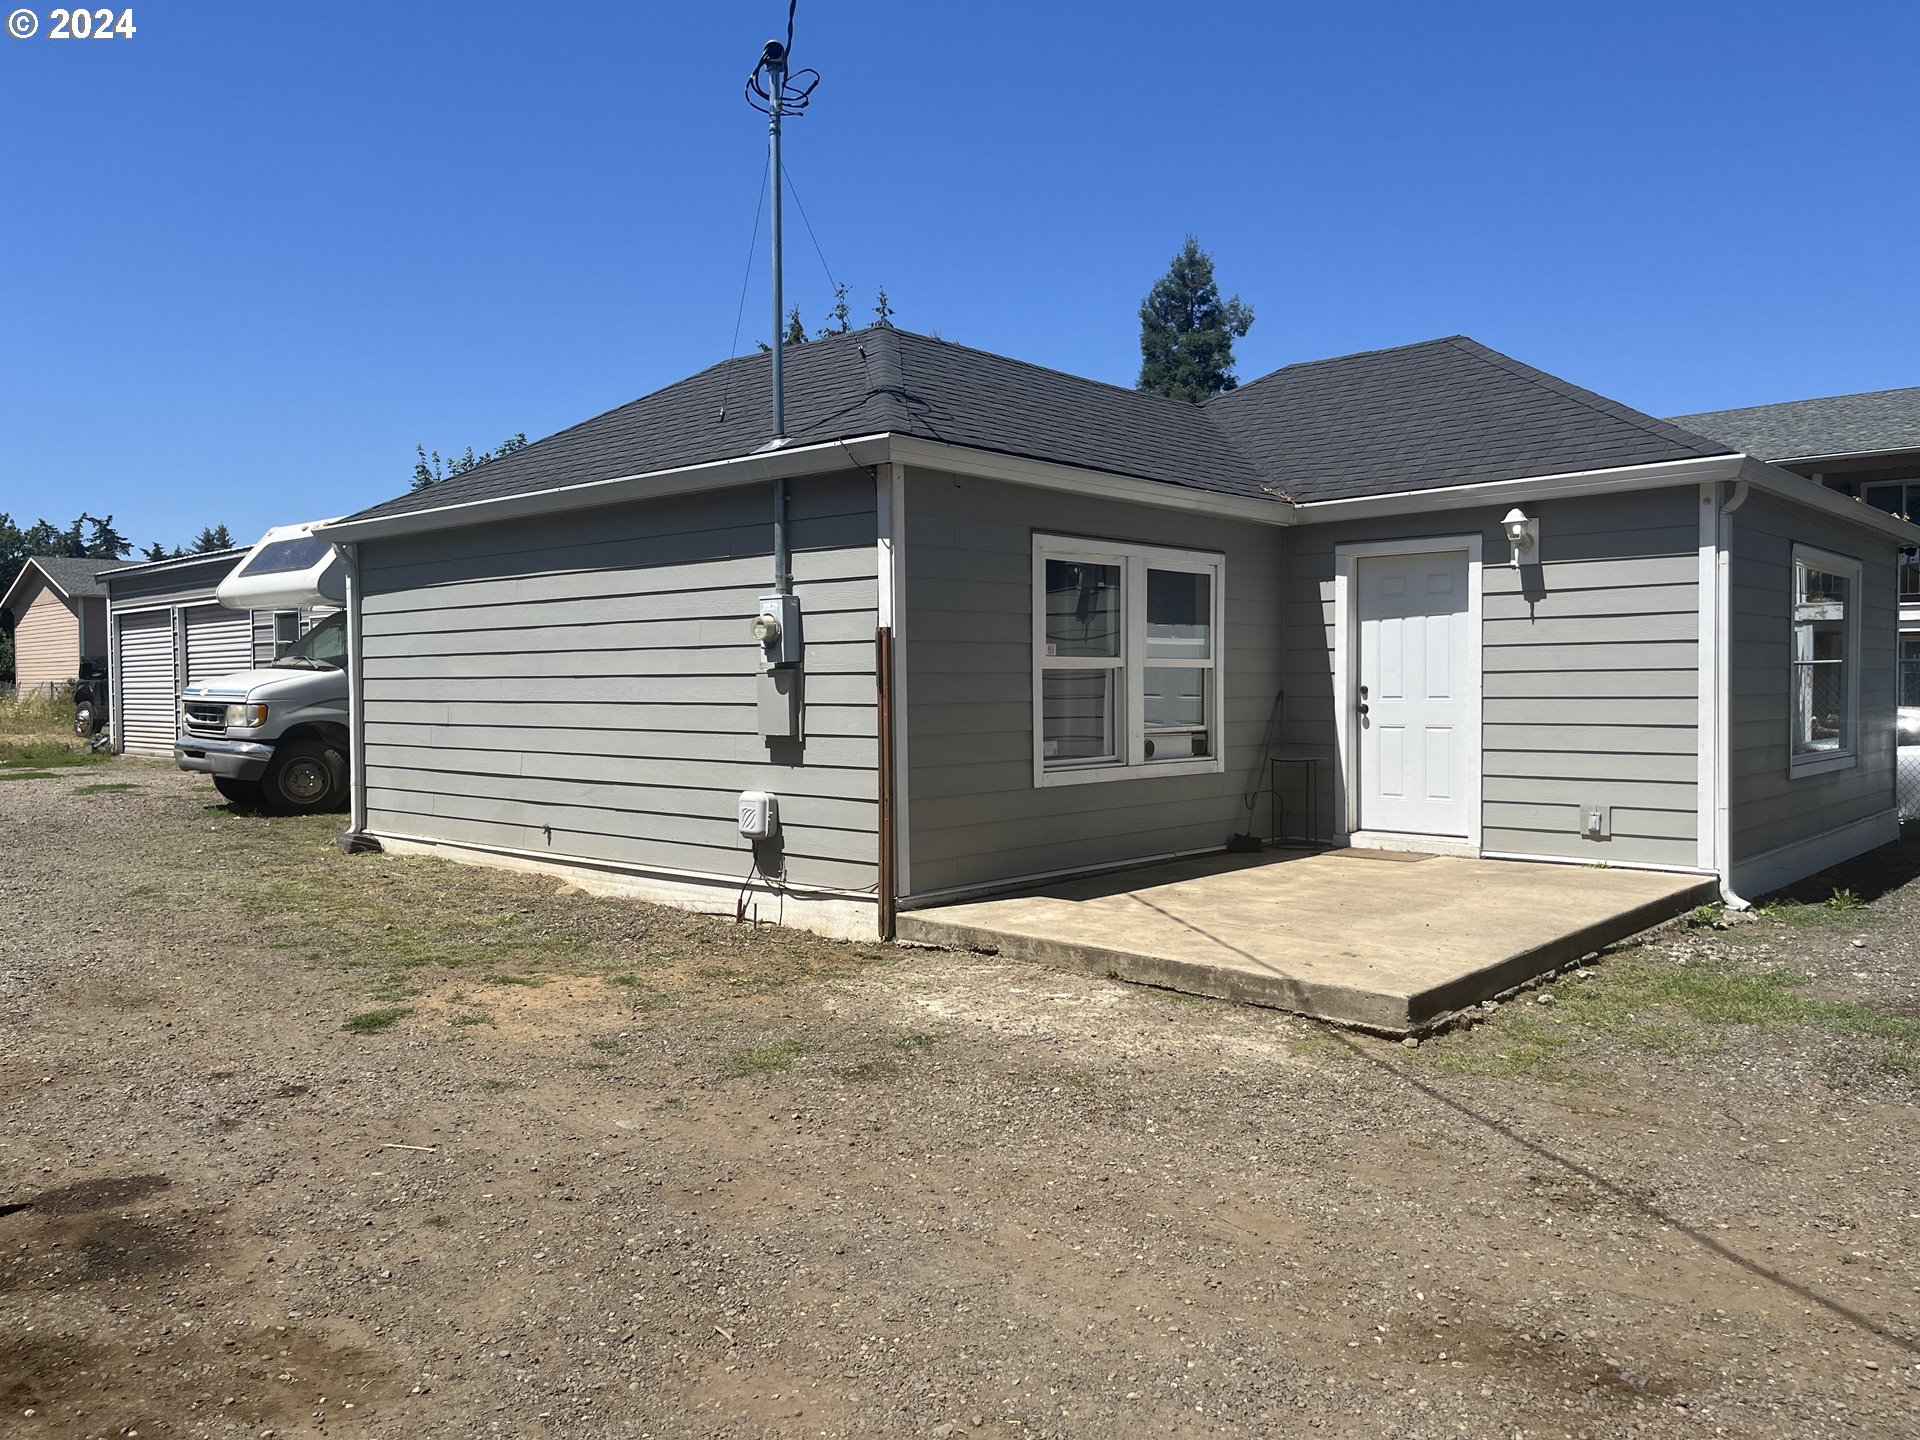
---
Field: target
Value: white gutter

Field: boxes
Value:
[1735,455,1920,544]
[1289,454,1746,522]
[318,434,897,543]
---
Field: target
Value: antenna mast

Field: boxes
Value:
[745,3,819,445]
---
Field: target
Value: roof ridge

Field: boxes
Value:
[891,329,1231,417]
[1440,337,1731,457]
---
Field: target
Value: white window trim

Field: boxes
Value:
[1788,542,1862,780]
[1031,534,1226,789]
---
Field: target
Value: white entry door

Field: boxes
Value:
[1356,550,1473,838]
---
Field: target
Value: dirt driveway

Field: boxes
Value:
[2,763,1917,1439]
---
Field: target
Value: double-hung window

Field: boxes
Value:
[1033,535,1224,786]
[1790,544,1861,777]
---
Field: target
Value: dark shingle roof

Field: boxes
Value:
[1669,387,1920,463]
[1211,336,1731,502]
[341,327,1733,526]
[20,555,136,599]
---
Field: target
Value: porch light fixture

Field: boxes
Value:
[1502,508,1539,568]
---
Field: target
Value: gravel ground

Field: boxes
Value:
[2,762,1918,1439]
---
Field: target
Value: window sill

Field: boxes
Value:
[1790,749,1858,780]
[1037,757,1224,788]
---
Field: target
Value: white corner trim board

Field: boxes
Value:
[1697,481,1722,875]
[876,461,911,897]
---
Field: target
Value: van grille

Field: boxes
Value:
[182,702,228,735]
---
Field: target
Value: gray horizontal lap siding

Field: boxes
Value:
[1728,492,1897,862]
[1283,489,1702,867]
[357,473,880,892]
[903,470,1284,896]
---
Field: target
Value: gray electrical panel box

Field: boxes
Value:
[759,666,801,741]
[1581,801,1611,840]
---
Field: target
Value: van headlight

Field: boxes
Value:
[226,703,269,728]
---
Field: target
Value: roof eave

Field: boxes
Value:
[319,435,899,543]
[1288,453,1745,522]
[1759,444,1920,468]
[1736,456,1920,544]
[320,433,1295,544]
[883,437,1293,525]
[101,549,247,584]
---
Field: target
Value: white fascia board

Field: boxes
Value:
[0,560,58,611]
[885,436,1295,525]
[1735,456,1920,544]
[1289,453,1746,523]
[318,435,896,543]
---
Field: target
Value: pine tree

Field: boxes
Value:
[873,287,894,328]
[83,514,131,559]
[815,283,852,337]
[192,525,235,553]
[411,434,530,490]
[784,308,809,346]
[1137,236,1255,402]
[140,541,171,562]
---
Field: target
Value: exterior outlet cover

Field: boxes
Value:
[739,791,780,839]
[1582,802,1610,840]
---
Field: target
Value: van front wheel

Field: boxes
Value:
[262,741,347,816]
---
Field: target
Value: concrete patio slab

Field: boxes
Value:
[896,850,1718,1033]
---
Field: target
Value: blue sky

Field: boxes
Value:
[2,0,1915,551]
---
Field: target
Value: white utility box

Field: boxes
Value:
[738,791,780,839]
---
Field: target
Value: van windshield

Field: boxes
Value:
[273,612,347,671]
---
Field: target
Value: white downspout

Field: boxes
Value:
[1716,479,1751,906]
[335,541,376,853]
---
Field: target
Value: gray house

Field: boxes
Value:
[1673,385,1920,704]
[318,329,1919,939]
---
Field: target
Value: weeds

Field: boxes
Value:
[77,782,138,794]
[893,1032,942,1053]
[344,1006,410,1034]
[1420,958,1920,1082]
[725,1038,810,1077]
[0,740,108,770]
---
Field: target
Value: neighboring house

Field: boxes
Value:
[316,328,1920,938]
[102,550,323,756]
[1672,386,1920,704]
[0,555,136,695]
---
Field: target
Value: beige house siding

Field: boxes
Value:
[13,573,80,695]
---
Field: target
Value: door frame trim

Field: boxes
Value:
[1332,535,1485,852]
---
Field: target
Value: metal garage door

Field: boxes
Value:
[118,611,178,756]
[184,605,253,684]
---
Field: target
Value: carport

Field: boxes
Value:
[896,849,1717,1034]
